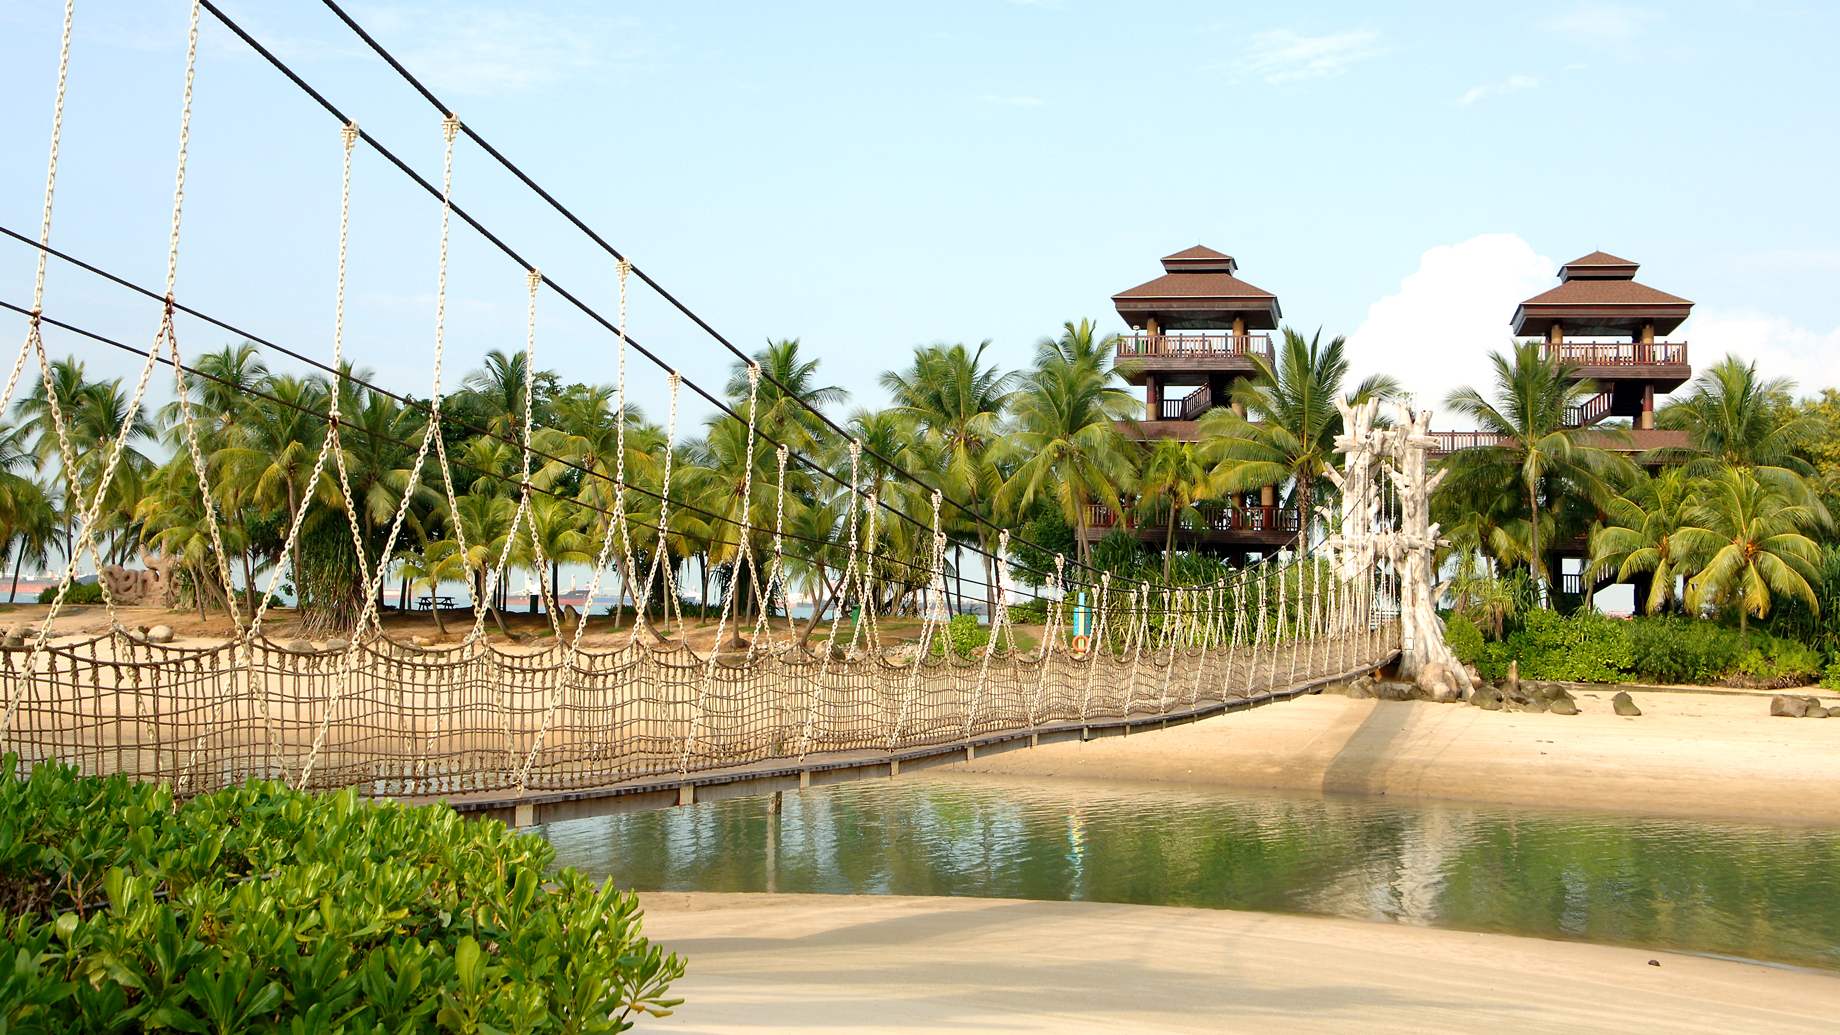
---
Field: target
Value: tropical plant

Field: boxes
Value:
[1443,341,1635,602]
[1587,465,1698,615]
[1197,326,1397,540]
[1677,465,1823,638]
[1135,438,1211,583]
[999,321,1138,568]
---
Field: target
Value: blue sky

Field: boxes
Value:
[2,1,1837,431]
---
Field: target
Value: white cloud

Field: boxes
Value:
[1682,308,1840,396]
[976,95,1044,106]
[1346,234,1555,429]
[1238,29,1383,84]
[355,6,645,95]
[1544,4,1661,45]
[1457,74,1539,105]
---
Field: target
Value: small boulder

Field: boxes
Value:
[1504,660,1520,696]
[562,604,581,623]
[325,637,349,652]
[1771,694,1807,717]
[1416,661,1449,692]
[146,625,174,644]
[1806,703,1831,719]
[286,638,314,653]
[411,635,435,647]
[1511,695,1549,714]
[1547,696,1580,716]
[1613,691,1642,717]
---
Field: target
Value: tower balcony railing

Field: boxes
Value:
[1540,341,1688,367]
[1159,384,1213,421]
[1117,332,1273,361]
[1083,503,1300,535]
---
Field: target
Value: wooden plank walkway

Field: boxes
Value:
[434,655,1392,827]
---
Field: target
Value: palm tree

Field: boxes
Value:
[462,349,558,444]
[724,340,847,454]
[1586,465,1698,615]
[999,323,1139,569]
[215,375,329,597]
[1135,438,1210,583]
[1653,354,1830,522]
[880,341,1016,613]
[1676,465,1822,639]
[1444,341,1634,603]
[1197,327,1397,542]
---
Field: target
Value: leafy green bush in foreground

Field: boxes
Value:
[0,757,683,1033]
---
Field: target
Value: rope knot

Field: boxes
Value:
[441,114,461,142]
[526,268,541,292]
[848,439,862,460]
[667,370,681,390]
[747,362,761,388]
[340,121,358,149]
[616,259,632,278]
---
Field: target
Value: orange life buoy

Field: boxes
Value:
[1071,634,1091,653]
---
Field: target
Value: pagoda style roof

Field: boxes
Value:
[1512,251,1693,338]
[1113,246,1281,331]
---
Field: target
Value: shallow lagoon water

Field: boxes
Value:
[542,774,1840,970]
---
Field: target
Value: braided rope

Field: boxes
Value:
[0,0,76,423]
[298,111,460,789]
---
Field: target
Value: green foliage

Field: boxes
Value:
[1007,509,1076,589]
[931,613,991,658]
[1443,612,1484,665]
[1006,599,1048,624]
[0,757,683,1033]
[36,581,102,605]
[1821,661,1840,691]
[1736,637,1822,685]
[1625,616,1744,684]
[1475,608,1632,683]
[1088,530,1146,582]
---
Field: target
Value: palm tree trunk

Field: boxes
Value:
[551,560,559,614]
[1073,492,1091,569]
[1163,498,1178,585]
[798,574,841,649]
[1527,474,1544,607]
[699,553,710,622]
[9,544,22,604]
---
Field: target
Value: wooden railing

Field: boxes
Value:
[1084,503,1300,535]
[1427,431,1505,456]
[1542,341,1687,367]
[1117,332,1273,361]
[1565,391,1615,428]
[1159,384,1212,421]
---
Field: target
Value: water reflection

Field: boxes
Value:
[542,773,1840,970]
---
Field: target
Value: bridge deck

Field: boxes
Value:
[435,655,1391,827]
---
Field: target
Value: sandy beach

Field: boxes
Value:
[637,892,1840,1034]
[953,687,1840,824]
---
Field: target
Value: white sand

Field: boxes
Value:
[638,892,1840,1034]
[954,688,1840,824]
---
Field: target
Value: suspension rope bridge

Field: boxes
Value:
[0,0,1437,821]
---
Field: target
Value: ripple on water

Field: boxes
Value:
[540,774,1840,971]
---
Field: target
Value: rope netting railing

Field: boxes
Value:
[0,2,1404,799]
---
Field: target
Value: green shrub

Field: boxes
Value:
[1475,608,1632,683]
[1007,599,1049,624]
[932,613,991,658]
[36,581,103,605]
[0,756,683,1033]
[1822,661,1840,691]
[1626,616,1745,684]
[1443,612,1484,665]
[1735,634,1822,685]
